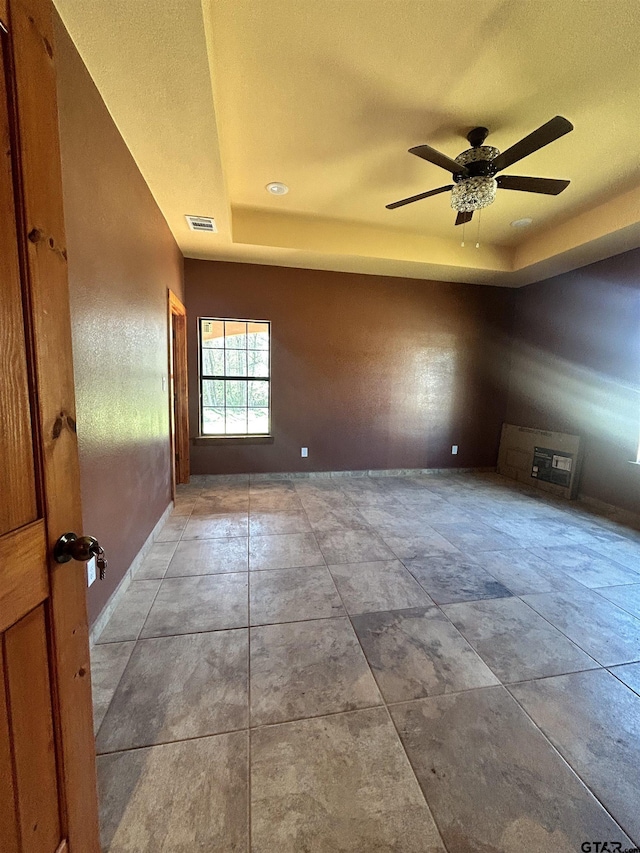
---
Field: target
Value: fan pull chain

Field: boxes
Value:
[461,222,465,248]
[476,209,481,249]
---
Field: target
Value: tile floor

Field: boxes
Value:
[91,472,640,852]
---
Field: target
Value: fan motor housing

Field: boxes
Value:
[453,146,500,182]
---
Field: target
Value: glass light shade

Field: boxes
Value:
[451,176,498,212]
[455,145,499,166]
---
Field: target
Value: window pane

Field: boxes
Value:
[248,408,269,434]
[225,408,247,434]
[225,348,247,377]
[225,321,247,348]
[248,380,269,407]
[202,349,225,376]
[247,322,269,349]
[199,317,270,438]
[201,319,225,348]
[202,379,225,407]
[202,407,225,435]
[247,349,269,378]
[224,380,247,407]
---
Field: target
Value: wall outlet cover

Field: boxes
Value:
[451,445,459,455]
[301,447,308,457]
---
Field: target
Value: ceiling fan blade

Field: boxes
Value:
[409,144,468,175]
[492,116,573,172]
[455,211,473,226]
[497,176,570,195]
[386,185,453,210]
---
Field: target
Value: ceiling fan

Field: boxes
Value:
[386,116,573,225]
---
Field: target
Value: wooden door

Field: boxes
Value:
[169,290,190,490]
[0,0,100,851]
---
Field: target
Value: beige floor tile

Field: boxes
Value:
[165,537,248,576]
[609,662,640,694]
[328,560,432,615]
[135,542,178,580]
[249,532,324,570]
[443,597,598,682]
[140,574,248,638]
[251,708,445,853]
[155,516,188,543]
[250,618,381,725]
[316,529,394,564]
[96,580,161,644]
[96,630,248,752]
[522,588,640,667]
[91,641,135,734]
[352,606,499,702]
[595,582,640,618]
[250,566,344,625]
[183,513,248,540]
[98,731,248,852]
[391,687,632,853]
[511,670,640,842]
[249,510,311,535]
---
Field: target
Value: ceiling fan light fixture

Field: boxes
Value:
[456,145,500,166]
[451,176,498,212]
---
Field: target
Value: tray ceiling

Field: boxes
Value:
[54,0,640,286]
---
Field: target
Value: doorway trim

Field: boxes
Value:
[168,290,189,493]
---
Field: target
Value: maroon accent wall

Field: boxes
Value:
[186,260,514,476]
[506,247,640,514]
[54,15,184,624]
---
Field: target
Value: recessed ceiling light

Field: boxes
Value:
[510,217,533,228]
[266,182,289,195]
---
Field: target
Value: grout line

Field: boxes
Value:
[606,664,640,697]
[95,724,250,756]
[382,703,453,853]
[294,485,452,846]
[93,489,199,740]
[502,684,636,843]
[96,474,640,847]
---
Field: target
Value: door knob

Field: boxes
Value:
[54,532,107,580]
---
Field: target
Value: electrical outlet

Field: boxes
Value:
[301,447,308,458]
[162,376,167,391]
[451,445,459,455]
[87,556,97,587]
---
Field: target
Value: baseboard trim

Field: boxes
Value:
[89,502,173,645]
[577,492,640,529]
[193,466,497,483]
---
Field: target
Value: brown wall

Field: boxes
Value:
[54,15,184,624]
[506,247,640,514]
[186,260,514,475]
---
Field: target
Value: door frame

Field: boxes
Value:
[2,0,100,848]
[168,289,190,493]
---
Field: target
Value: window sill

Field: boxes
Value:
[192,435,274,446]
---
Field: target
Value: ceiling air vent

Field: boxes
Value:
[185,215,217,233]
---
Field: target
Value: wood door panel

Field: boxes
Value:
[0,520,48,633]
[0,27,38,537]
[0,647,20,853]
[169,291,189,486]
[0,1,100,850]
[5,605,61,852]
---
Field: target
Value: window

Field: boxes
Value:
[199,318,270,436]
